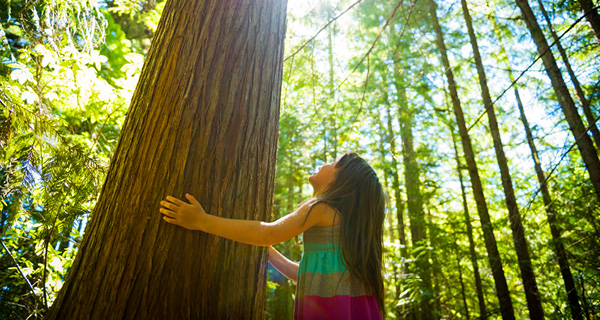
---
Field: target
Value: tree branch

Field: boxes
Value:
[284,0,363,62]
[466,5,600,133]
[0,237,42,307]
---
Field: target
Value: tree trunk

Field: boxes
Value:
[490,17,585,318]
[396,82,434,320]
[537,0,600,149]
[578,0,600,45]
[47,0,287,318]
[516,81,585,320]
[461,1,545,318]
[452,232,471,320]
[516,0,600,200]
[426,0,516,319]
[385,104,407,250]
[450,129,487,320]
[384,100,410,319]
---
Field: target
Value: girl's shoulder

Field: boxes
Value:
[304,200,341,227]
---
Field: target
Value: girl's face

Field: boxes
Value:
[309,161,338,195]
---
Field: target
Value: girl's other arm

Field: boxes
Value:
[268,246,299,282]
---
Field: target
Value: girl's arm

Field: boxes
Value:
[160,194,324,246]
[268,246,299,282]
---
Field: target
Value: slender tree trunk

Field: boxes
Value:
[427,209,442,316]
[47,0,287,318]
[426,0,516,318]
[461,1,545,318]
[384,100,410,319]
[490,17,585,319]
[578,0,600,45]
[396,82,434,320]
[450,129,487,320]
[515,82,585,320]
[386,104,407,250]
[537,0,600,148]
[516,0,600,199]
[375,102,404,318]
[453,232,471,320]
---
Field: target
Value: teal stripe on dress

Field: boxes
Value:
[298,249,347,275]
[303,241,341,251]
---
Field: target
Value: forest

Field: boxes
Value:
[0,0,599,318]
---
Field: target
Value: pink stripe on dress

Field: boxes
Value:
[294,295,383,320]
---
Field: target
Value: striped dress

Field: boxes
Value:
[294,225,383,320]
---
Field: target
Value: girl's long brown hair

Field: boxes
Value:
[306,152,386,313]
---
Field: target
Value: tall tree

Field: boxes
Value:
[537,0,600,148]
[46,0,287,318]
[396,76,435,320]
[489,14,585,319]
[426,0,516,318]
[460,0,545,318]
[515,80,585,320]
[449,125,487,320]
[386,104,408,251]
[516,0,600,199]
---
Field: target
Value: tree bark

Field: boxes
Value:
[516,0,600,200]
[450,129,487,320]
[426,0,516,319]
[578,0,600,46]
[460,0,545,318]
[47,0,287,318]
[537,0,600,149]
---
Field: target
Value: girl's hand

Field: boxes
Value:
[160,194,206,230]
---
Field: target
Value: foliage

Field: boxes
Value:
[0,0,142,317]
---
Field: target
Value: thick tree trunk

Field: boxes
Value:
[450,130,487,320]
[460,1,545,318]
[426,0,516,319]
[516,0,600,199]
[47,0,287,318]
[490,17,585,318]
[578,0,600,45]
[537,0,600,149]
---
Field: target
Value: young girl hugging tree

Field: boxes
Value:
[159,152,386,319]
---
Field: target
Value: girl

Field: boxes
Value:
[160,152,385,319]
